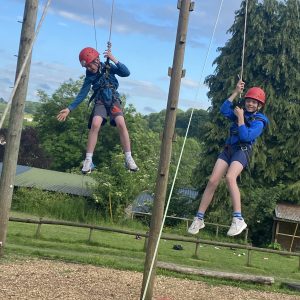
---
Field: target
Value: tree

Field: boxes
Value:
[192,0,300,245]
[34,78,92,171]
[0,127,51,168]
[144,108,209,141]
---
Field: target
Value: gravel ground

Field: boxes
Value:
[0,259,300,300]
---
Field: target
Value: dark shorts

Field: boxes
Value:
[88,100,123,128]
[218,144,252,168]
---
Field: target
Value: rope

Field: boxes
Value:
[0,0,52,129]
[107,0,115,47]
[104,0,115,78]
[141,2,224,299]
[91,0,98,50]
[240,0,248,81]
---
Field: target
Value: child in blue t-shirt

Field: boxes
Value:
[188,80,268,236]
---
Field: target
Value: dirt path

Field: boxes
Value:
[0,259,299,300]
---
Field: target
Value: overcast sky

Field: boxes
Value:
[0,0,243,114]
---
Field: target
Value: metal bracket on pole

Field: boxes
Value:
[190,2,195,11]
[168,68,185,78]
[178,1,194,11]
[177,0,182,9]
[179,34,186,44]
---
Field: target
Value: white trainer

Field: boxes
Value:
[125,157,139,172]
[188,217,205,234]
[227,217,247,236]
[81,159,95,174]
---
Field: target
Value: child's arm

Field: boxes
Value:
[57,77,92,122]
[220,80,245,120]
[104,50,130,77]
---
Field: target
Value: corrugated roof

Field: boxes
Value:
[0,163,96,197]
[275,203,300,222]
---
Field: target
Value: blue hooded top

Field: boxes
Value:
[220,99,269,146]
[68,61,130,111]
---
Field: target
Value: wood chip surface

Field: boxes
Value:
[0,259,299,300]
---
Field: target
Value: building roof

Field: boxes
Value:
[275,203,300,222]
[0,163,96,197]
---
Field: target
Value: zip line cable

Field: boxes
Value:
[0,0,52,129]
[141,1,224,299]
[91,0,98,50]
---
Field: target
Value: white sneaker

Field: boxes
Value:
[227,217,247,236]
[188,217,205,234]
[81,159,95,174]
[125,157,139,172]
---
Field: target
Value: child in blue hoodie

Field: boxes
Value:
[57,47,138,174]
[188,80,268,236]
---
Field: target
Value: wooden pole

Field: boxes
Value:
[140,1,193,299]
[289,223,298,252]
[109,191,113,222]
[0,0,38,257]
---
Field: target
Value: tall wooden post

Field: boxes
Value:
[140,1,193,299]
[0,0,38,257]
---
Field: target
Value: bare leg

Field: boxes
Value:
[225,161,244,212]
[86,116,103,153]
[115,115,131,152]
[198,159,229,213]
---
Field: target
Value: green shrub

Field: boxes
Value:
[12,187,102,224]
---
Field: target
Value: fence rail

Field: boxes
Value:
[8,216,300,270]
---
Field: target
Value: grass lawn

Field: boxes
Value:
[3,210,300,296]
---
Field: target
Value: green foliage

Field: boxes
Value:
[144,108,209,141]
[268,242,282,251]
[34,78,90,171]
[25,101,41,114]
[90,107,160,218]
[12,187,101,224]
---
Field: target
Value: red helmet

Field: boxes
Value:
[79,47,99,67]
[244,87,266,105]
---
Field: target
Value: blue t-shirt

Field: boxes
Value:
[220,99,269,145]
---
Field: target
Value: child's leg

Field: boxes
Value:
[114,115,130,152]
[225,161,244,212]
[188,158,229,234]
[225,160,247,236]
[115,115,138,171]
[198,158,229,214]
[86,116,103,153]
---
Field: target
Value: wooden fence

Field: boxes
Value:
[8,216,300,271]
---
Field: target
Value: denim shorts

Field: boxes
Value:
[88,100,123,128]
[218,144,252,167]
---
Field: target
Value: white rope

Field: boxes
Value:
[141,1,224,299]
[0,0,52,129]
[91,0,98,50]
[240,0,248,81]
[107,0,115,46]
